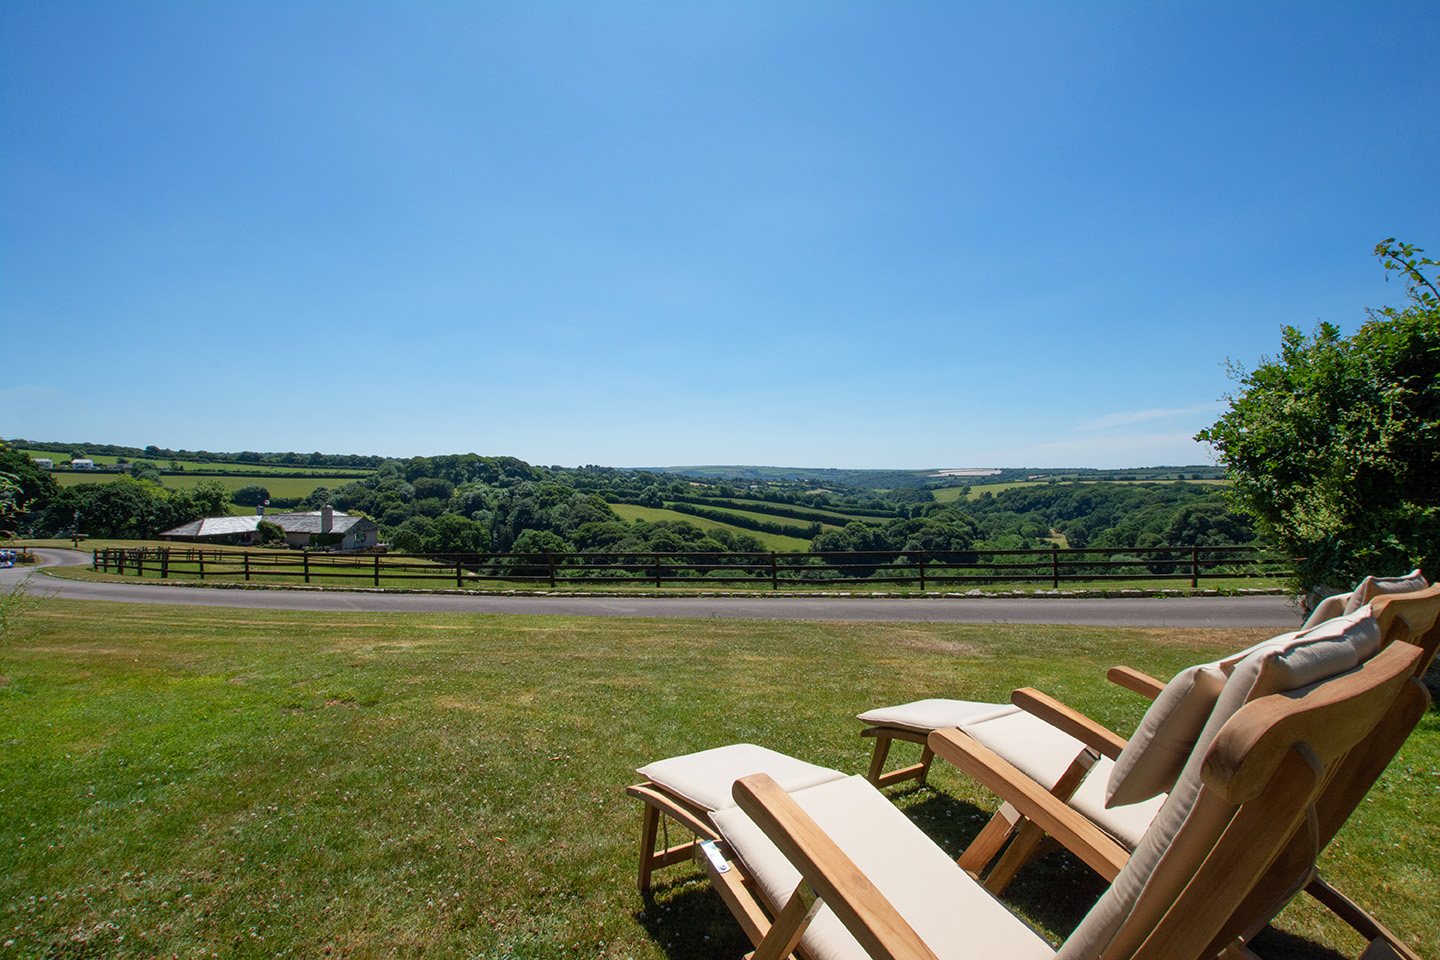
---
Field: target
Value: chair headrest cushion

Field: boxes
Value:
[1105,608,1380,807]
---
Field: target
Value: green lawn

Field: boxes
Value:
[0,600,1431,959]
[608,504,812,552]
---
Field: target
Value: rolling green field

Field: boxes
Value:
[933,478,1229,502]
[608,504,812,551]
[669,501,843,532]
[20,449,369,477]
[50,472,335,502]
[688,498,878,525]
[0,599,1431,959]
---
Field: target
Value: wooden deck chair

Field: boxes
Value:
[857,570,1429,791]
[697,636,1428,960]
[940,586,1440,959]
[864,578,1438,896]
[624,743,846,892]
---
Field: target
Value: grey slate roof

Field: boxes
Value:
[161,516,265,538]
[272,511,372,534]
[161,510,377,539]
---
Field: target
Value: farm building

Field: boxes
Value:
[160,506,379,551]
[70,458,95,469]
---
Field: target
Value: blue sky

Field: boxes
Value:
[3,2,1436,469]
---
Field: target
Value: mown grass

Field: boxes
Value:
[1,599,1433,959]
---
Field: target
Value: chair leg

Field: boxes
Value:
[866,734,893,785]
[638,801,661,892]
[957,802,1022,876]
[915,744,935,787]
[864,728,935,787]
[983,817,1048,895]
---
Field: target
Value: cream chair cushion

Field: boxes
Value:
[1105,607,1381,806]
[1103,659,1232,806]
[961,709,1092,790]
[637,744,845,813]
[1302,569,1427,628]
[712,775,1055,960]
[1066,756,1166,851]
[856,698,1018,733]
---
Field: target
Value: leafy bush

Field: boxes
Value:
[1198,240,1440,592]
[234,484,272,506]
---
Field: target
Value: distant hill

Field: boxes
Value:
[651,464,1225,488]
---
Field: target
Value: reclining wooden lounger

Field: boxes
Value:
[625,742,847,892]
[857,571,1428,791]
[700,634,1429,960]
[857,573,1434,895]
[935,585,1440,960]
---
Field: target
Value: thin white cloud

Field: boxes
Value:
[972,431,1219,469]
[1076,403,1226,432]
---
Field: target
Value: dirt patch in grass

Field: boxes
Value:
[887,633,985,656]
[1124,626,1277,650]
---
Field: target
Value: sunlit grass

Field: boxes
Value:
[1,601,1431,959]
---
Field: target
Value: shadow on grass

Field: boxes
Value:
[635,871,753,960]
[1246,926,1350,960]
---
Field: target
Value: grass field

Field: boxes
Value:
[19,450,369,477]
[0,599,1432,959]
[692,498,880,525]
[933,478,1229,502]
[608,504,812,552]
[668,502,844,533]
[50,473,335,502]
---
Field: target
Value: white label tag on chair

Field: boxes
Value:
[700,840,730,873]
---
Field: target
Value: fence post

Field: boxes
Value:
[137,551,144,579]
[244,552,251,582]
[374,554,380,587]
[1052,545,1059,589]
[198,552,205,580]
[456,556,463,588]
[303,552,310,584]
[1191,545,1199,589]
[548,554,556,588]
[161,548,169,579]
[654,554,662,588]
[93,548,99,572]
[769,553,778,590]
[918,551,926,592]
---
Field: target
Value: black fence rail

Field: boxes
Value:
[94,545,1291,590]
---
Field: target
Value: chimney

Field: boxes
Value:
[321,505,333,533]
[257,501,266,518]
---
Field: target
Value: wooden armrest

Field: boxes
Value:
[928,727,1130,882]
[732,774,940,960]
[1011,687,1129,760]
[1107,665,1166,700]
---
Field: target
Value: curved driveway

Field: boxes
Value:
[3,548,1301,628]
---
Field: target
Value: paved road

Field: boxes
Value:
[2,548,1302,628]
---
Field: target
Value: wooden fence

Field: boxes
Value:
[94,545,1290,591]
